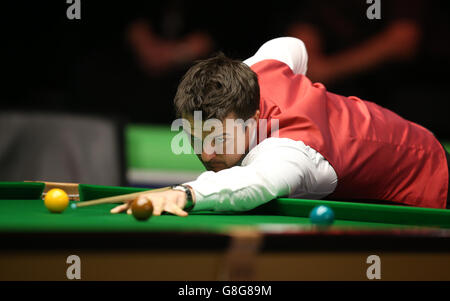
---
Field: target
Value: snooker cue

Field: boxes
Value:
[72,186,171,208]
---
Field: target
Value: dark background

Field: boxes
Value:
[2,0,449,138]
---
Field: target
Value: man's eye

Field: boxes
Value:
[187,134,200,144]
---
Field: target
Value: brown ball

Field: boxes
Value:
[131,198,154,221]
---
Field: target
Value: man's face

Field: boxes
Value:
[183,112,257,172]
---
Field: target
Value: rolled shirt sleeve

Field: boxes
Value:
[243,37,308,75]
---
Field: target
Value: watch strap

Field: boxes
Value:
[171,185,195,211]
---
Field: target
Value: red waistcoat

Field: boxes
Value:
[252,60,448,208]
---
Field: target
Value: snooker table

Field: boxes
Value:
[1,182,450,281]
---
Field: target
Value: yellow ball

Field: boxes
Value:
[44,188,69,213]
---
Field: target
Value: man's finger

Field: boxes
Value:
[152,200,164,216]
[110,203,129,214]
[153,207,163,216]
[168,204,188,217]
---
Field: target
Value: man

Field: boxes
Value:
[111,37,449,217]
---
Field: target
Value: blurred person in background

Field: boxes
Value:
[283,0,450,138]
[126,1,213,76]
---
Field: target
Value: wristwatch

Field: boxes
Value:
[171,184,195,211]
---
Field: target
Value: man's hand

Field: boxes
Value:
[110,189,189,217]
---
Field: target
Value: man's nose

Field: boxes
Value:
[201,149,216,162]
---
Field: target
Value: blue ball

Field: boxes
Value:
[309,205,335,225]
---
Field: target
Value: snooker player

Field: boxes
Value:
[111,37,450,217]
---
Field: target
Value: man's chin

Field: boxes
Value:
[207,165,226,172]
[209,167,224,172]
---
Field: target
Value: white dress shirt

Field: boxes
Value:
[184,37,338,212]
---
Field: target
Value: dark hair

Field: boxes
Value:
[174,52,260,121]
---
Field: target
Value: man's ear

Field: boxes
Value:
[245,110,260,133]
[253,110,260,122]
